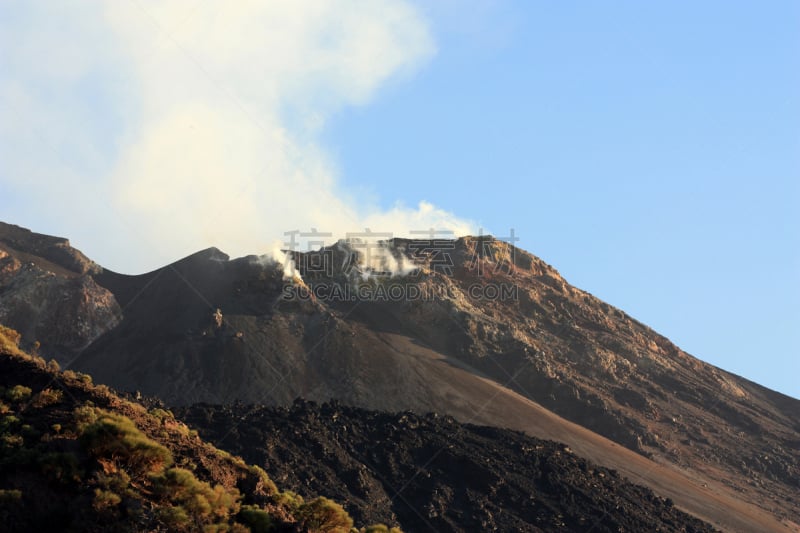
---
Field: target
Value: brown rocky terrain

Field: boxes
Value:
[1,222,798,532]
[0,222,121,358]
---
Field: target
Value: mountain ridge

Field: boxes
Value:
[1,221,797,531]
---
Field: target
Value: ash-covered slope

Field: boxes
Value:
[176,400,717,533]
[1,222,798,531]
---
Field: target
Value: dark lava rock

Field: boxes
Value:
[176,400,717,533]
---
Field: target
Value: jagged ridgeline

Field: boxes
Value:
[0,325,397,533]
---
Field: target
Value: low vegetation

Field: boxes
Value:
[295,497,354,532]
[0,325,401,532]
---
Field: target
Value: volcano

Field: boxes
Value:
[1,221,797,532]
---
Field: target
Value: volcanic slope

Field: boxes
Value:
[0,324,386,532]
[2,222,798,531]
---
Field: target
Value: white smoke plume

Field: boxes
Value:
[0,1,475,274]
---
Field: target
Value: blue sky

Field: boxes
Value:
[327,1,800,398]
[0,1,797,397]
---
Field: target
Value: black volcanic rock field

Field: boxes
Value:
[176,400,717,533]
[1,221,799,532]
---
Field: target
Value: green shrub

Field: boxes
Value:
[1,433,23,448]
[92,488,122,511]
[32,388,63,408]
[39,452,83,483]
[0,489,22,504]
[363,525,403,533]
[275,490,304,513]
[0,414,20,431]
[151,467,241,528]
[74,405,98,424]
[150,408,174,421]
[5,385,32,402]
[157,505,190,529]
[215,448,232,459]
[0,325,22,351]
[238,505,275,532]
[78,408,173,478]
[248,465,278,496]
[20,423,40,438]
[296,497,353,533]
[95,469,132,494]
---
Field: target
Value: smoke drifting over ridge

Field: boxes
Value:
[0,1,475,274]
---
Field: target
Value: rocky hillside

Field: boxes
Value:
[0,325,387,532]
[1,222,798,531]
[0,222,121,358]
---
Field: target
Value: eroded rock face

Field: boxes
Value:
[0,223,121,360]
[0,221,100,275]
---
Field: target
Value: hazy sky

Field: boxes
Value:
[1,1,798,398]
